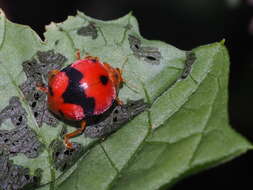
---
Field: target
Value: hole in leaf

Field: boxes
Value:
[31,102,37,108]
[34,93,40,100]
[18,116,23,122]
[55,40,59,45]
[62,163,67,171]
[146,56,157,61]
[24,175,30,180]
[55,151,60,157]
[113,117,118,122]
[34,112,38,117]
[64,150,70,156]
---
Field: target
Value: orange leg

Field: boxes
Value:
[36,70,60,93]
[64,120,87,149]
[36,85,48,93]
[48,69,60,80]
[76,49,81,60]
[85,55,99,62]
[115,97,124,105]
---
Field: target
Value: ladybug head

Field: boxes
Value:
[104,63,124,91]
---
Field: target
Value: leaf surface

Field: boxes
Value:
[0,10,251,190]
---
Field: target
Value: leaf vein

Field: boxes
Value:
[188,74,220,167]
[100,143,120,174]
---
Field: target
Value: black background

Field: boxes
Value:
[0,0,252,189]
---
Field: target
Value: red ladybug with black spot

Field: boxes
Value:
[38,53,124,149]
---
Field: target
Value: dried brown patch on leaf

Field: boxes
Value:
[128,35,162,65]
[181,51,196,79]
[51,100,148,171]
[0,97,42,158]
[85,99,149,138]
[0,154,41,190]
[77,22,98,39]
[51,140,85,172]
[19,50,67,127]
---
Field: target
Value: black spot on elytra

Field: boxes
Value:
[62,66,95,116]
[100,75,109,85]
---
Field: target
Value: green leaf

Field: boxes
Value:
[0,10,251,190]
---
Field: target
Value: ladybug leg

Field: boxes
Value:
[64,120,87,149]
[85,56,99,62]
[115,97,124,105]
[76,49,81,60]
[37,70,60,93]
[36,84,48,93]
[48,70,60,80]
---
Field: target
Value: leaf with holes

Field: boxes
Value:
[0,10,251,190]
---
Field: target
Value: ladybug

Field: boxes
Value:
[38,53,124,149]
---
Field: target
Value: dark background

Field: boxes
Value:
[0,0,252,189]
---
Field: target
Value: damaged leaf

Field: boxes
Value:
[20,50,67,127]
[0,10,252,190]
[0,96,42,188]
[84,99,149,138]
[128,35,162,65]
[0,154,40,190]
[77,22,98,39]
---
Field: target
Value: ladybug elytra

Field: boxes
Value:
[38,53,124,148]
